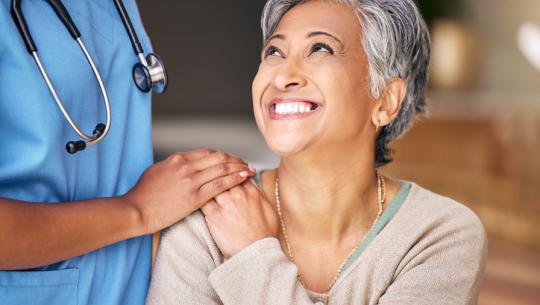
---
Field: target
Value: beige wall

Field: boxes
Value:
[464,0,540,95]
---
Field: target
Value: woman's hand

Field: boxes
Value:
[201,180,279,258]
[121,149,254,234]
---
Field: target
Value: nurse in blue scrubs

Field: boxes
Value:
[0,1,254,304]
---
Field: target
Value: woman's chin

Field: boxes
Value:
[265,136,310,157]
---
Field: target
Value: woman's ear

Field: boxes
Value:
[371,78,407,128]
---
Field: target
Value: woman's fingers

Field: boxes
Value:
[201,199,221,216]
[201,179,279,258]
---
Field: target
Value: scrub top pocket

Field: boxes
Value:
[0,268,79,305]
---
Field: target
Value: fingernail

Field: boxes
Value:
[249,166,257,172]
[239,171,249,178]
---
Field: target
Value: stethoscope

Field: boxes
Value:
[11,0,168,154]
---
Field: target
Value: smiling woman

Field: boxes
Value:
[146,1,487,305]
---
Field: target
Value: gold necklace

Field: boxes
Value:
[274,171,386,294]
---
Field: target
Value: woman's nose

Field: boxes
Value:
[272,59,307,91]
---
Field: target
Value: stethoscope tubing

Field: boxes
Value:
[10,0,166,153]
[114,0,145,56]
[12,0,111,148]
[31,46,111,145]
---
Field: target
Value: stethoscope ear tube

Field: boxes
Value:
[12,0,82,53]
[11,0,37,53]
[46,0,81,39]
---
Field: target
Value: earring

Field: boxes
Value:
[374,121,380,132]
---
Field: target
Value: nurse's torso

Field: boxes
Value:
[0,0,154,304]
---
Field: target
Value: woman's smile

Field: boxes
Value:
[268,97,322,120]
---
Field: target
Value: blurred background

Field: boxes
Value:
[138,1,539,304]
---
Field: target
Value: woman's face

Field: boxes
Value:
[252,0,376,157]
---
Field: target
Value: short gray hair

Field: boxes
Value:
[260,0,431,166]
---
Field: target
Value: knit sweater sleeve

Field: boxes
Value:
[208,237,318,305]
[377,198,488,305]
[145,211,222,305]
[146,211,316,305]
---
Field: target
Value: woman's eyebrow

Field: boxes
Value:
[264,31,344,49]
[265,33,286,46]
[307,31,344,49]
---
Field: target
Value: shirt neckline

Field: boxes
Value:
[254,170,412,297]
[307,181,412,298]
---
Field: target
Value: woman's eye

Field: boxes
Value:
[264,46,282,58]
[310,42,334,55]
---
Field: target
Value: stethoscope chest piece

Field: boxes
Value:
[133,53,168,94]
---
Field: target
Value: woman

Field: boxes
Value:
[146,0,487,304]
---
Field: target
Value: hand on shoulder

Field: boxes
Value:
[201,179,279,258]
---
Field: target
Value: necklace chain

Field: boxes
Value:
[274,171,386,294]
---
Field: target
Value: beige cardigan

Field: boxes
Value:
[146,183,487,305]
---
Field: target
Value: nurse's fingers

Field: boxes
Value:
[189,151,248,172]
[178,149,242,162]
[165,149,214,163]
[196,172,251,206]
[193,163,253,187]
[180,149,216,161]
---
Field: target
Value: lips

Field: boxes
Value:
[268,98,321,119]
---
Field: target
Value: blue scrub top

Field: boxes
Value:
[0,0,154,304]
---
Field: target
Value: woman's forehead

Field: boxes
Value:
[272,0,361,41]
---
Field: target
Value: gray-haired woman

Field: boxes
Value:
[146,0,487,304]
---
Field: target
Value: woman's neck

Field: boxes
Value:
[264,154,382,245]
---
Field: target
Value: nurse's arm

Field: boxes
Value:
[0,149,254,270]
[0,196,144,270]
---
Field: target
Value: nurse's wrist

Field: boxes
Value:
[115,195,149,236]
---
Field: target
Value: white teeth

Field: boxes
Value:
[274,102,316,115]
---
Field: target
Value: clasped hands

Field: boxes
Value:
[201,178,279,258]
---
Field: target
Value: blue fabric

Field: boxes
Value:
[0,0,154,304]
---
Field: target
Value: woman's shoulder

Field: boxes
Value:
[159,211,224,265]
[403,182,485,231]
[163,210,206,235]
[390,182,488,252]
[148,212,224,305]
[376,181,486,255]
[359,183,488,303]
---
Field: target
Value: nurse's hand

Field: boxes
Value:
[122,149,255,234]
[201,180,278,258]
